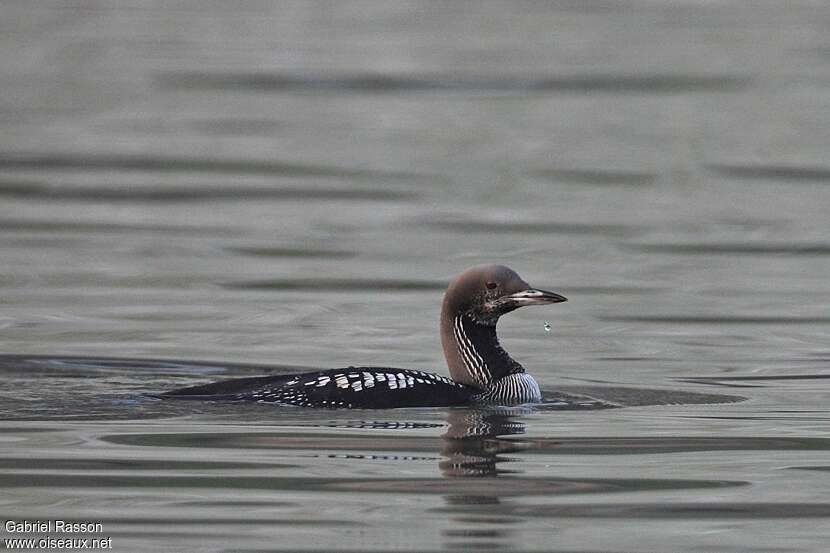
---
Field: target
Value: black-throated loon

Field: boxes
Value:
[161,264,566,408]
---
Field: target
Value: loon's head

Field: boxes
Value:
[440,264,566,388]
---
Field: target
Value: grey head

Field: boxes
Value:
[440,264,566,389]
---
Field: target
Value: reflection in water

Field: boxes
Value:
[440,408,529,551]
[440,408,529,478]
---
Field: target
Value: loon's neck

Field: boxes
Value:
[441,312,524,390]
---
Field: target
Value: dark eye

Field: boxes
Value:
[485,282,498,290]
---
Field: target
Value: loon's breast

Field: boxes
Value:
[472,373,541,404]
[162,367,479,409]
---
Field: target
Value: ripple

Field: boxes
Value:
[0,218,239,235]
[0,458,296,470]
[101,432,442,451]
[0,426,58,434]
[494,436,830,454]
[0,235,83,248]
[187,118,285,136]
[599,315,830,324]
[225,246,356,259]
[553,385,744,406]
[158,71,751,94]
[559,286,663,295]
[327,476,743,496]
[3,470,736,498]
[0,153,422,180]
[678,374,830,387]
[708,163,830,181]
[427,219,637,236]
[0,355,312,376]
[100,434,820,456]
[533,168,658,185]
[0,181,417,202]
[631,242,830,255]
[222,278,447,292]
[438,502,830,519]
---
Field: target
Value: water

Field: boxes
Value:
[1,2,830,552]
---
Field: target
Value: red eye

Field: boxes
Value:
[485,282,497,290]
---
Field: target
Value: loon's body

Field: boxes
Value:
[162,265,565,408]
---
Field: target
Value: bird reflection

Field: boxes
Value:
[439,406,529,477]
[439,407,532,550]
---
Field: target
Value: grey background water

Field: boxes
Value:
[2,2,830,552]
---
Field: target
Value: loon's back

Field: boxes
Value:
[162,367,478,409]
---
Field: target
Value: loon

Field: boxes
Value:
[162,264,566,408]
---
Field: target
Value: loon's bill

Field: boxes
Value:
[161,264,566,409]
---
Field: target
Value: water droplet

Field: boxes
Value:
[543,321,551,332]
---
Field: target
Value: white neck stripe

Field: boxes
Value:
[453,315,490,387]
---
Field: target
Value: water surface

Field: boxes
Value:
[2,2,830,552]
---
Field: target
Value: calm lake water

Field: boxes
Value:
[2,2,830,552]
